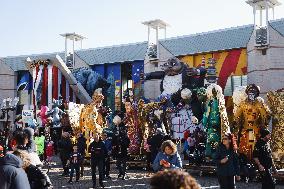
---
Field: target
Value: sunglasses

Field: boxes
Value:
[223,138,229,140]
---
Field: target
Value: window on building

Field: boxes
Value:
[224,75,247,96]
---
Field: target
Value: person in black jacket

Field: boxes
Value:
[88,133,107,188]
[76,133,87,176]
[0,153,31,189]
[13,149,52,189]
[112,115,130,180]
[148,128,165,163]
[253,129,278,189]
[58,132,73,176]
[215,133,240,189]
[67,145,83,183]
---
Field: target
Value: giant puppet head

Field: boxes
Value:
[245,84,260,102]
[161,57,184,76]
[72,67,111,97]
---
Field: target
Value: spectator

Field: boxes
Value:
[23,127,36,153]
[67,145,82,183]
[14,130,42,166]
[253,129,278,189]
[112,115,130,180]
[14,130,29,151]
[13,149,52,189]
[0,153,31,189]
[187,133,196,154]
[153,140,182,172]
[150,169,201,189]
[34,132,45,161]
[102,132,112,179]
[45,137,54,163]
[76,132,87,177]
[58,132,73,176]
[215,133,240,189]
[148,128,165,163]
[88,133,107,188]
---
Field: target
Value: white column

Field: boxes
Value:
[156,26,159,59]
[253,5,256,27]
[260,9,263,26]
[47,65,53,109]
[65,37,67,64]
[58,70,62,99]
[148,26,150,45]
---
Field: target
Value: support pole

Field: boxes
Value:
[65,37,67,64]
[73,37,75,68]
[156,26,159,59]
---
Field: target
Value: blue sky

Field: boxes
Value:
[0,0,284,57]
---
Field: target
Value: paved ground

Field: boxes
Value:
[47,158,284,189]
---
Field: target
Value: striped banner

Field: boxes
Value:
[31,64,78,112]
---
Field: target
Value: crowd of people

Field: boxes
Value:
[0,111,279,189]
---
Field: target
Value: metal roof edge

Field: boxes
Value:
[160,24,255,42]
[76,41,148,53]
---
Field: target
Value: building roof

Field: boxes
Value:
[1,53,65,72]
[270,18,284,37]
[160,24,255,56]
[75,41,148,65]
[1,18,284,71]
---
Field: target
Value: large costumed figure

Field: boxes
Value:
[203,84,230,159]
[38,106,49,127]
[171,89,199,140]
[123,101,142,155]
[233,84,271,160]
[79,89,105,150]
[267,89,284,166]
[145,57,206,139]
[48,99,65,127]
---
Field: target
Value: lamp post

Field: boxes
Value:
[0,97,19,153]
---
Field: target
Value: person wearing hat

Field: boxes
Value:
[253,129,278,189]
[234,84,271,160]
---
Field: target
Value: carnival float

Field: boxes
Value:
[3,56,283,180]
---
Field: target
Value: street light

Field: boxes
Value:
[0,97,19,153]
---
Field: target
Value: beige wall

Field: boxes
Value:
[247,25,284,97]
[0,60,17,127]
[144,43,174,100]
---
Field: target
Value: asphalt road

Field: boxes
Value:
[47,162,284,189]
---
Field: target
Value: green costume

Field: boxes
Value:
[35,135,45,155]
[202,98,221,159]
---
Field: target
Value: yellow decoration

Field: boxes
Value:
[267,90,284,167]
[234,98,271,160]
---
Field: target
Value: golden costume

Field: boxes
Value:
[234,85,270,160]
[267,90,284,166]
[79,90,105,152]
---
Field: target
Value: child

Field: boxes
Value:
[45,137,54,163]
[68,145,82,183]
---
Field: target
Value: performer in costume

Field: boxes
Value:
[234,84,271,160]
[203,84,229,159]
[124,101,142,155]
[48,99,65,127]
[267,90,284,166]
[79,89,105,152]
